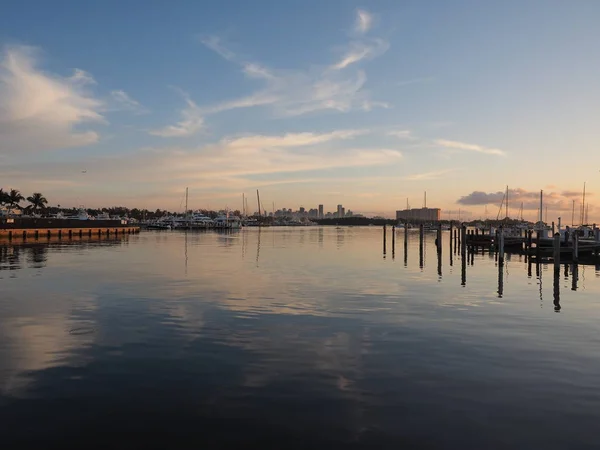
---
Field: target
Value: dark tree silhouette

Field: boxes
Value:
[26,192,49,213]
[7,189,24,211]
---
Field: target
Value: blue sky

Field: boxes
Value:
[1,0,599,220]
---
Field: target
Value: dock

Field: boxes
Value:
[0,217,140,240]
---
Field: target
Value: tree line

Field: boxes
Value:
[0,189,48,213]
[0,190,244,221]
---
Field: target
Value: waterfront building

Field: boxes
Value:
[396,207,441,222]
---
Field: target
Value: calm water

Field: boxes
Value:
[2,227,600,448]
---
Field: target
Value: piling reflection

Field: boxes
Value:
[553,269,561,312]
[1,237,127,273]
[497,263,504,298]
[461,251,466,286]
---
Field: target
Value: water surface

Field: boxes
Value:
[1,228,600,448]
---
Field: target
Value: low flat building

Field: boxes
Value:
[396,207,441,222]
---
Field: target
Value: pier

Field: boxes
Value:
[1,217,140,240]
[0,226,140,240]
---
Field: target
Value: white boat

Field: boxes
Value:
[214,215,241,229]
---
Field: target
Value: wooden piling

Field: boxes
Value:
[436,223,442,252]
[391,226,395,255]
[461,225,467,256]
[383,224,387,255]
[573,233,579,263]
[498,229,505,265]
[552,221,555,235]
[553,232,560,271]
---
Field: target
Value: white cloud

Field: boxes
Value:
[223,129,367,149]
[0,45,104,154]
[198,13,389,118]
[388,130,413,139]
[355,9,373,34]
[331,39,389,70]
[434,139,506,156]
[149,97,203,137]
[199,35,236,61]
[403,169,456,181]
[110,90,146,114]
[0,129,402,206]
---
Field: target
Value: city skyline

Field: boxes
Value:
[1,1,599,221]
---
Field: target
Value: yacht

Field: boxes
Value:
[214,215,241,229]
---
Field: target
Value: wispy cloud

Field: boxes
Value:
[196,12,389,118]
[0,45,104,153]
[355,9,373,34]
[403,169,456,181]
[109,90,147,114]
[1,129,402,202]
[223,129,367,149]
[331,39,389,71]
[435,139,506,156]
[387,130,413,139]
[149,95,203,137]
[199,35,236,61]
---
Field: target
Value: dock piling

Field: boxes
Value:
[383,224,386,256]
[498,229,505,265]
[392,226,395,256]
[573,233,579,263]
[553,232,560,272]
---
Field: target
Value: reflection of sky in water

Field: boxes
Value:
[1,229,600,447]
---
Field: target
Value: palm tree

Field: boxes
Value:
[7,189,24,211]
[0,189,8,207]
[26,192,48,214]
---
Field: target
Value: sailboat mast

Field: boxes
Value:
[185,187,188,217]
[256,190,261,218]
[582,182,587,225]
[424,191,427,208]
[539,190,543,224]
[572,200,575,226]
[506,185,509,219]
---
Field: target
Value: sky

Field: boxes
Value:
[0,0,599,221]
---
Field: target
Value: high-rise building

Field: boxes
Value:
[337,204,343,218]
[318,204,324,219]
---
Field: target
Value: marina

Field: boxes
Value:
[3,227,600,448]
